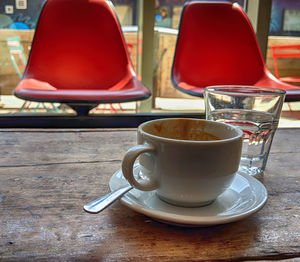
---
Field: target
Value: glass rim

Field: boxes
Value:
[204,85,286,96]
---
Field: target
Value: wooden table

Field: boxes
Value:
[0,128,299,261]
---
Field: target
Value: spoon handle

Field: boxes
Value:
[83,185,133,214]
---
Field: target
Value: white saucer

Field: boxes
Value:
[109,165,268,227]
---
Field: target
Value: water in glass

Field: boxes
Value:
[208,109,276,176]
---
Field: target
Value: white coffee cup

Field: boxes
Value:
[122,118,243,207]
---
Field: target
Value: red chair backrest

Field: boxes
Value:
[172,1,266,88]
[24,0,134,90]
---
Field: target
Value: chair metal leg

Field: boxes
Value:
[33,102,42,112]
[51,103,60,113]
[19,101,31,112]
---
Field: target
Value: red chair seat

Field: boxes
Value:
[16,77,149,103]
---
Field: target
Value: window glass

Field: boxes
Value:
[0,0,298,123]
[0,0,246,117]
[270,0,300,36]
[0,0,140,116]
[268,0,300,89]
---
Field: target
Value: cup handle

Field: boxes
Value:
[122,144,158,191]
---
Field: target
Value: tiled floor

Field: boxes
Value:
[1,95,300,128]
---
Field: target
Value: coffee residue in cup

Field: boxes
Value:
[150,119,220,141]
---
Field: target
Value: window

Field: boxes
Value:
[0,0,298,128]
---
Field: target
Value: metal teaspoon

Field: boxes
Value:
[83,185,133,213]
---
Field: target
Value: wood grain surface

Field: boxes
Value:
[0,128,299,261]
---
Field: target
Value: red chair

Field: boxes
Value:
[270,45,300,84]
[14,0,150,116]
[171,1,300,102]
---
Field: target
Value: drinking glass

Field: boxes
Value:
[204,85,286,176]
